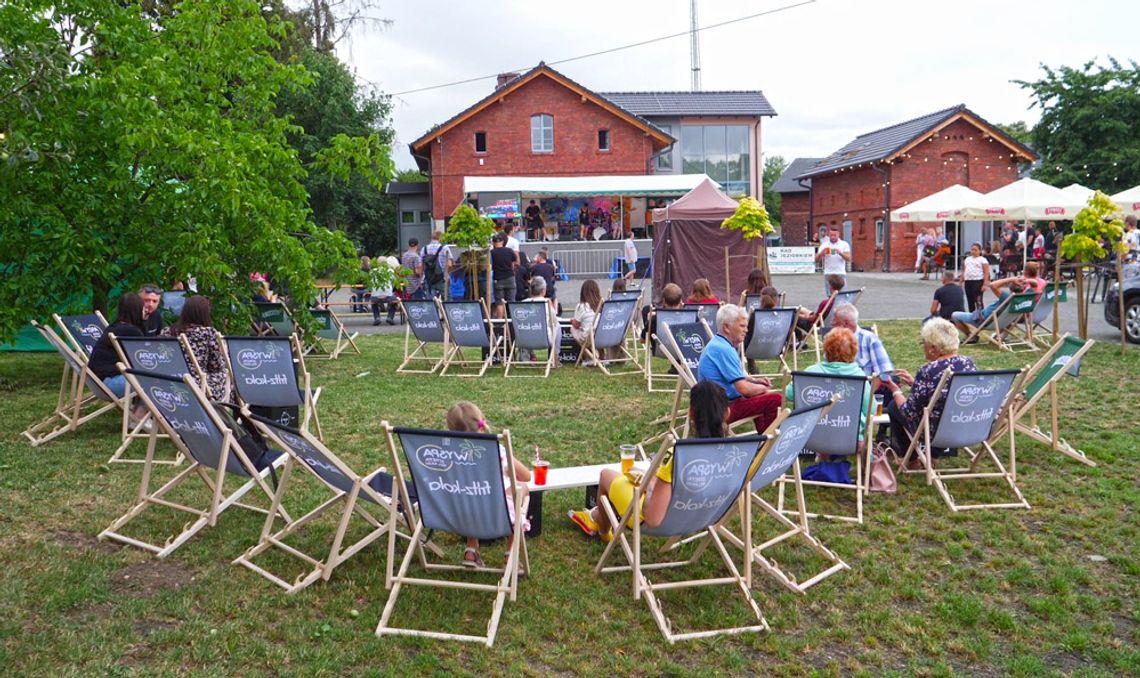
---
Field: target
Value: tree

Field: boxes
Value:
[395,168,429,183]
[996,121,1032,147]
[1015,58,1140,191]
[762,155,788,227]
[1060,192,1125,339]
[0,0,389,341]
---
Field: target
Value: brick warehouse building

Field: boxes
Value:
[409,62,775,223]
[776,105,1037,271]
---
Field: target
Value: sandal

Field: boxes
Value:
[462,547,484,569]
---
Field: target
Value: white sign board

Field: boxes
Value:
[767,247,816,274]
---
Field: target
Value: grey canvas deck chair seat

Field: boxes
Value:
[777,371,873,524]
[716,401,849,594]
[396,298,448,374]
[22,320,122,447]
[377,424,530,647]
[594,433,772,643]
[53,312,108,357]
[99,370,290,558]
[962,291,1040,352]
[251,300,298,338]
[683,303,720,334]
[649,320,712,438]
[440,300,502,377]
[307,307,360,359]
[895,368,1028,512]
[644,307,699,393]
[820,288,863,332]
[222,335,323,439]
[742,307,798,380]
[579,297,640,375]
[233,413,416,594]
[1030,281,1069,343]
[1000,334,1095,469]
[611,289,645,365]
[505,301,559,378]
[107,335,203,465]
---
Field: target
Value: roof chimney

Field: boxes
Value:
[496,72,520,90]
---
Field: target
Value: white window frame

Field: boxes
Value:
[531,114,554,153]
[875,219,885,248]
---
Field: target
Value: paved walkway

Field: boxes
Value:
[332,272,1129,345]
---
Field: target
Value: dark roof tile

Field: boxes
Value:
[771,158,823,194]
[600,91,777,117]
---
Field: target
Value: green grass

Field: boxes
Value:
[0,322,1138,675]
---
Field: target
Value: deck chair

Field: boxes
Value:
[222,335,323,439]
[821,288,863,331]
[1030,281,1069,344]
[578,297,640,375]
[505,301,559,378]
[396,298,448,374]
[307,307,360,359]
[440,300,502,377]
[962,292,1039,352]
[612,290,645,365]
[650,320,713,436]
[233,413,414,593]
[377,424,529,647]
[896,369,1028,511]
[716,401,849,594]
[106,335,201,465]
[595,433,771,643]
[99,370,290,557]
[742,307,798,380]
[683,303,720,332]
[777,371,872,524]
[742,292,787,312]
[53,312,108,356]
[644,308,699,393]
[21,321,121,447]
[1000,334,1096,469]
[252,301,298,338]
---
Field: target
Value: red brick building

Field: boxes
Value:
[776,105,1037,271]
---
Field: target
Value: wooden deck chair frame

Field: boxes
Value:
[962,292,1040,352]
[644,308,700,393]
[611,289,645,368]
[741,307,798,381]
[377,423,529,647]
[504,301,559,378]
[714,402,849,594]
[251,300,299,340]
[222,334,323,440]
[439,299,502,377]
[105,334,203,465]
[776,371,873,524]
[52,311,108,357]
[578,298,640,376]
[997,334,1096,469]
[233,412,415,594]
[99,369,290,558]
[594,433,771,643]
[307,307,360,359]
[1030,281,1069,346]
[21,321,122,447]
[395,298,449,374]
[895,368,1029,511]
[795,292,837,364]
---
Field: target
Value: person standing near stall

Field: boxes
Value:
[815,228,851,295]
[524,200,543,242]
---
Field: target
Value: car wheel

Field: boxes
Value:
[1125,298,1140,345]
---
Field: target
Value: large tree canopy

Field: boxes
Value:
[0,0,391,341]
[1016,58,1140,192]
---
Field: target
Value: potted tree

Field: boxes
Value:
[442,204,496,305]
[1060,191,1124,339]
[721,196,776,284]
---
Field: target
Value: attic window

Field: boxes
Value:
[598,129,610,151]
[474,131,487,153]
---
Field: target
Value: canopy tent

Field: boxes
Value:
[650,178,752,304]
[960,178,1086,221]
[890,184,983,222]
[1111,185,1140,217]
[463,173,714,198]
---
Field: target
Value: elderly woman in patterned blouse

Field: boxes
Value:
[166,295,231,402]
[882,317,975,462]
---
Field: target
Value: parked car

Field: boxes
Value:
[1105,261,1140,344]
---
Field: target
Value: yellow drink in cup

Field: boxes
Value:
[620,444,637,475]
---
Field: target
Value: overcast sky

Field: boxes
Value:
[336,0,1138,172]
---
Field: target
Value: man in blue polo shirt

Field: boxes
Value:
[697,304,783,434]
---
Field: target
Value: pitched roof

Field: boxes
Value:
[599,91,777,117]
[798,105,1037,179]
[409,63,674,159]
[771,157,822,194]
[385,181,429,196]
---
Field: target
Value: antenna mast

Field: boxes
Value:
[689,0,701,91]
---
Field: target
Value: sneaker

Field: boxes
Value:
[372,319,382,326]
[386,318,396,326]
[568,509,598,537]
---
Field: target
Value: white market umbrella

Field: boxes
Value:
[890,184,983,222]
[960,178,1086,221]
[1061,183,1096,207]
[1111,185,1140,217]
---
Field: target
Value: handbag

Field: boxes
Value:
[868,443,897,493]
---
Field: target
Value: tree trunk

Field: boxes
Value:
[1119,251,1127,353]
[1074,264,1086,340]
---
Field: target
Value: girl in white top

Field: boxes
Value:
[570,279,602,347]
[960,242,991,313]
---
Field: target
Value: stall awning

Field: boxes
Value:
[463,174,715,198]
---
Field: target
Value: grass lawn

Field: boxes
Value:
[0,321,1137,676]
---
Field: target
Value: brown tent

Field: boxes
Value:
[651,179,753,304]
